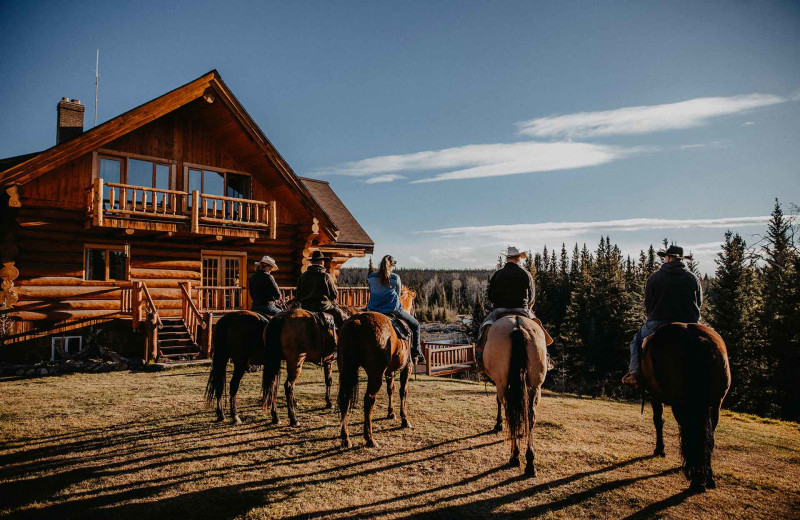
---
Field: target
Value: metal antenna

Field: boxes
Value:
[94,49,99,127]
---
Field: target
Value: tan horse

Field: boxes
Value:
[640,323,731,493]
[483,316,548,476]
[260,308,338,426]
[337,288,416,448]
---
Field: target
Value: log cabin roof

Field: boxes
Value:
[300,177,374,250]
[0,70,339,237]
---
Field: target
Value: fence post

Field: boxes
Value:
[425,343,432,376]
[203,311,213,358]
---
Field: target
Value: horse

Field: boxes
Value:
[337,288,417,448]
[260,308,338,426]
[204,310,270,425]
[483,315,548,476]
[640,322,731,493]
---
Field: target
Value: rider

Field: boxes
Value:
[296,250,347,328]
[367,255,423,362]
[476,246,537,360]
[622,245,703,385]
[249,255,282,317]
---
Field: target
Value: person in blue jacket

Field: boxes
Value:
[367,255,423,362]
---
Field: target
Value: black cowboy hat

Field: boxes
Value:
[657,245,693,260]
[309,250,330,261]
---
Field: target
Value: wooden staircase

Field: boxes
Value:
[156,318,201,361]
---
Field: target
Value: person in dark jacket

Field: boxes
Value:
[296,250,347,327]
[623,245,703,385]
[249,255,282,316]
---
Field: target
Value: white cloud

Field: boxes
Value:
[327,141,636,184]
[363,174,406,184]
[430,246,477,261]
[423,216,773,242]
[516,94,786,139]
[407,255,425,265]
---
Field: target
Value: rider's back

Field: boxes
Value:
[645,261,702,323]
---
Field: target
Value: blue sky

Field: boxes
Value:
[1,1,799,273]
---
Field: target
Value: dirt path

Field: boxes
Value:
[1,366,798,519]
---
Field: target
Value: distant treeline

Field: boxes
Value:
[341,200,800,421]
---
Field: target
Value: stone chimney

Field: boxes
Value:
[56,97,85,144]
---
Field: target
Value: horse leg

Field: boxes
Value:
[706,405,721,489]
[525,387,539,477]
[494,395,503,432]
[385,372,395,419]
[652,399,666,457]
[215,395,225,423]
[399,364,412,428]
[229,362,247,425]
[323,361,334,409]
[285,360,302,427]
[363,372,383,447]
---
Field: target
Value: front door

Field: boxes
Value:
[201,252,246,310]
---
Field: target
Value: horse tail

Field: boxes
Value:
[261,314,284,410]
[337,318,361,414]
[205,315,228,407]
[677,332,717,484]
[504,317,530,442]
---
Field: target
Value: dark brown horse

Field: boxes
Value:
[204,311,270,424]
[640,323,731,493]
[260,308,338,426]
[337,289,416,448]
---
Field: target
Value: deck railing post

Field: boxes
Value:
[93,177,104,226]
[191,190,200,233]
[203,311,213,358]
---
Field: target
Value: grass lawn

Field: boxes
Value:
[1,364,798,519]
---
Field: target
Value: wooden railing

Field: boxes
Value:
[192,191,276,238]
[179,282,206,345]
[89,178,188,226]
[423,341,477,376]
[197,286,248,312]
[280,287,296,302]
[339,287,370,308]
[131,280,162,362]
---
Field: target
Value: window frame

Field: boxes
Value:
[183,163,253,200]
[83,243,131,282]
[93,150,176,190]
[51,336,83,361]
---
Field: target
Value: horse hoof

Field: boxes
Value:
[341,438,352,449]
[214,413,225,423]
[525,464,537,478]
[706,477,717,489]
[231,416,242,426]
[508,457,520,468]
[325,401,333,410]
[290,419,298,427]
[401,419,412,429]
[366,439,378,448]
[653,448,666,458]
[493,423,503,433]
[271,414,280,425]
[387,412,396,420]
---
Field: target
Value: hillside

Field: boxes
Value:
[1,365,798,519]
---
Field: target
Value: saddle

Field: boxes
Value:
[310,311,336,334]
[389,315,412,341]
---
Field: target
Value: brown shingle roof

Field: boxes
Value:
[300,177,374,251]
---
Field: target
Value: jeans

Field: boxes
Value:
[251,302,281,317]
[629,320,668,374]
[391,307,421,352]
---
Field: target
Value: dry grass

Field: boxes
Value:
[1,365,798,519]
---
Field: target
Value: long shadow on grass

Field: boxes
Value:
[621,488,694,519]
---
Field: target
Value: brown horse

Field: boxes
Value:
[640,322,731,493]
[260,308,338,426]
[337,288,416,448]
[204,311,270,425]
[483,316,548,476]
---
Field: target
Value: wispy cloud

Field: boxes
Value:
[363,174,406,184]
[423,216,772,242]
[516,94,786,139]
[328,141,637,184]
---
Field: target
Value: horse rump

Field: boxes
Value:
[337,317,362,415]
[504,317,530,442]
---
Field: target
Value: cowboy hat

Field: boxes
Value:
[309,250,330,261]
[657,245,693,261]
[501,246,527,259]
[254,255,278,269]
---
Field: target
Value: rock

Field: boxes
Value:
[39,368,48,376]
[26,369,35,376]
[15,369,24,376]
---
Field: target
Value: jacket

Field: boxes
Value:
[248,271,281,306]
[488,262,536,309]
[645,260,702,323]
[296,265,338,311]
[367,272,401,314]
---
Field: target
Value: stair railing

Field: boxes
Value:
[179,281,206,345]
[134,280,162,361]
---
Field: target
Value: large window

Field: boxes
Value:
[85,245,129,281]
[188,168,251,199]
[99,154,171,206]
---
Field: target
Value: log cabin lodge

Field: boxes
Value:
[0,70,373,362]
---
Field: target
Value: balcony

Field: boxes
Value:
[86,178,276,238]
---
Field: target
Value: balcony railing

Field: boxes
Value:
[88,179,276,238]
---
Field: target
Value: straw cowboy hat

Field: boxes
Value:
[501,246,527,259]
[657,245,693,261]
[254,255,278,269]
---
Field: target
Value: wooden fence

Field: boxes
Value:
[423,341,477,376]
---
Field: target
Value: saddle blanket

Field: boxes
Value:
[481,308,554,346]
[389,315,411,341]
